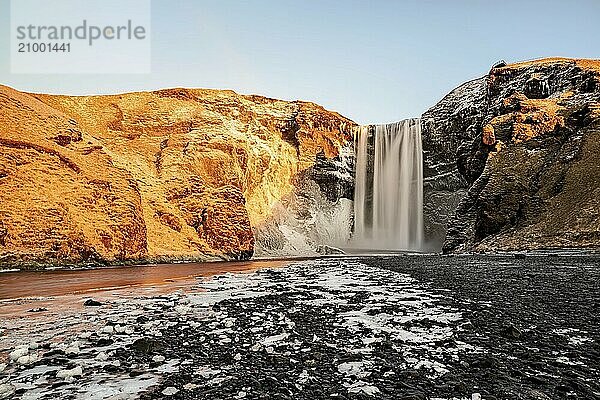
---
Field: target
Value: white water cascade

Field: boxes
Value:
[353,118,424,250]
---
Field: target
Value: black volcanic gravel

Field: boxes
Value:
[366,254,600,399]
[136,255,600,400]
[2,255,599,400]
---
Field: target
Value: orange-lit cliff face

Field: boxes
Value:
[0,85,355,268]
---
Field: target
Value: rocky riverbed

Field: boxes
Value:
[1,255,599,399]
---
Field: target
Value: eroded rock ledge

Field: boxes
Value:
[0,86,355,268]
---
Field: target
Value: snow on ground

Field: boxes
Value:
[0,259,474,399]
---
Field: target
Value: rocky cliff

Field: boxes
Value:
[422,58,600,252]
[4,57,598,266]
[0,85,355,268]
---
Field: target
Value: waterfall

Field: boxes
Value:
[353,118,423,250]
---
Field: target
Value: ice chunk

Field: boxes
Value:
[261,332,289,345]
[56,365,83,379]
[337,361,370,378]
[347,381,380,396]
[162,387,179,396]
[9,346,29,361]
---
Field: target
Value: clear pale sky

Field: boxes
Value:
[1,0,599,124]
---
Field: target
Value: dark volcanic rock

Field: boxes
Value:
[421,58,600,252]
[131,337,162,354]
[253,142,355,256]
[27,307,47,313]
[300,149,355,203]
[421,77,488,250]
[83,299,102,307]
[365,254,600,399]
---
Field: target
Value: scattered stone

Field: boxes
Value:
[250,343,262,352]
[28,307,47,313]
[502,324,522,339]
[183,383,199,391]
[174,305,191,314]
[9,346,29,361]
[95,352,109,361]
[129,369,145,377]
[65,343,80,355]
[16,354,38,365]
[261,332,289,345]
[219,336,232,344]
[316,245,345,255]
[84,299,103,307]
[101,325,115,334]
[161,387,179,396]
[298,370,309,384]
[224,318,235,328]
[338,361,370,378]
[131,337,161,354]
[0,384,15,400]
[347,381,380,396]
[196,366,220,378]
[79,331,92,339]
[152,355,165,363]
